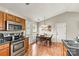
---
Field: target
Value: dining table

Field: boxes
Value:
[36,35,52,46]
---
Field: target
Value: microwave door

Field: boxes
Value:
[14,25,22,30]
[8,24,14,30]
[5,21,22,31]
[6,21,15,31]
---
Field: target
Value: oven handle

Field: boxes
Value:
[11,40,24,44]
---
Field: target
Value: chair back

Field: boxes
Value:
[49,34,53,40]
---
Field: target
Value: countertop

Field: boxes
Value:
[0,36,28,45]
[0,38,25,45]
[0,41,10,45]
[62,40,79,49]
[62,40,79,56]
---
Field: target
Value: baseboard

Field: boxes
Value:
[30,41,36,45]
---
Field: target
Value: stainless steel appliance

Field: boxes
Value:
[5,21,22,31]
[4,36,12,41]
[4,33,23,41]
[11,40,25,56]
[3,33,25,56]
[4,33,13,41]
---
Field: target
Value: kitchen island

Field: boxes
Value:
[62,40,79,56]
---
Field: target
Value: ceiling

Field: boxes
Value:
[0,3,79,22]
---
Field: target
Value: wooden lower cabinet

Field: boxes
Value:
[0,48,9,56]
[0,43,9,56]
[24,37,29,53]
[63,45,67,56]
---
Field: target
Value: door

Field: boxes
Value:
[55,23,66,42]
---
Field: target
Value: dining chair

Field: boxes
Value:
[39,35,47,45]
[46,35,53,46]
[36,34,40,43]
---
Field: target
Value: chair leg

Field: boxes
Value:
[49,40,52,46]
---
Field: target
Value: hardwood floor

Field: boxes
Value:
[25,42,66,56]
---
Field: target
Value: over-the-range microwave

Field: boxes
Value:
[5,21,22,31]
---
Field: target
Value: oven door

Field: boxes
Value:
[11,40,25,56]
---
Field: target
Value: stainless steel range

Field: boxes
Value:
[3,32,25,56]
[11,40,25,56]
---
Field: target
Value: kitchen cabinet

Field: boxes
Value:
[0,48,9,56]
[24,37,29,53]
[6,13,15,22]
[0,11,5,30]
[21,19,26,30]
[0,43,9,56]
[15,17,21,23]
[63,45,67,56]
[0,11,26,31]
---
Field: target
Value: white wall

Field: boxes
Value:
[38,12,79,41]
[26,17,37,43]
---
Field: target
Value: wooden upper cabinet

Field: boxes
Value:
[21,19,26,30]
[6,13,15,22]
[0,11,5,30]
[15,17,21,23]
[0,11,26,31]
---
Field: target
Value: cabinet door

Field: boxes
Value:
[21,19,26,30]
[0,43,9,56]
[6,14,15,21]
[15,17,21,23]
[64,46,67,56]
[0,48,9,56]
[24,38,29,52]
[0,11,5,30]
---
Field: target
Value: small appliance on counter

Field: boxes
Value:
[0,33,4,43]
[4,33,13,41]
[3,32,24,42]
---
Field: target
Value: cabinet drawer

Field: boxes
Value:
[0,43,9,50]
[3,44,9,48]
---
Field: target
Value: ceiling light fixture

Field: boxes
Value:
[25,3,30,5]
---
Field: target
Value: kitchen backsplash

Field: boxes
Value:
[0,30,25,36]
